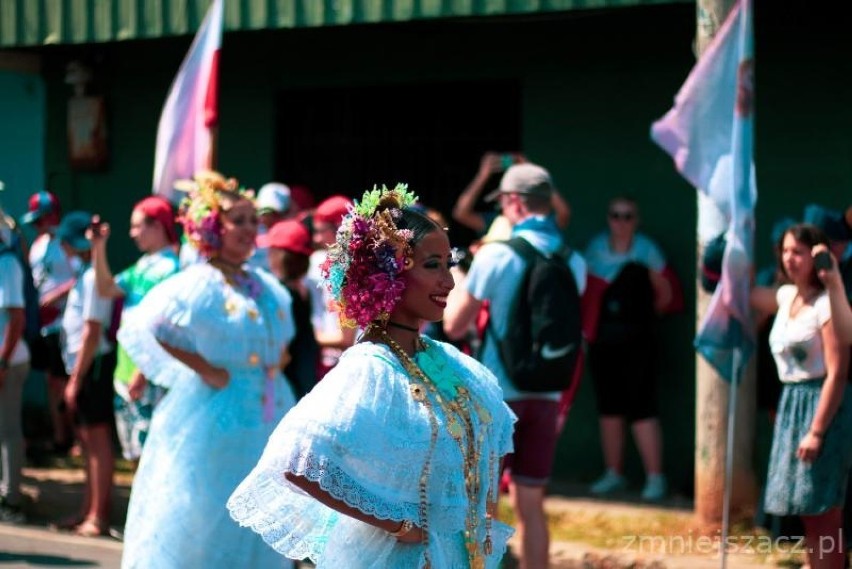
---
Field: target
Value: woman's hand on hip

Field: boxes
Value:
[200,365,230,389]
[395,525,425,544]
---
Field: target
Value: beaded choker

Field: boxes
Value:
[373,326,495,569]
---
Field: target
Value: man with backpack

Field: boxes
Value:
[444,162,586,569]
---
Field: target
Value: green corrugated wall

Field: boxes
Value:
[0,0,690,47]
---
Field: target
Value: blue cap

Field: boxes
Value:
[56,211,93,251]
[803,204,849,242]
[770,217,797,246]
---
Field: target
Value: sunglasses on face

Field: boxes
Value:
[608,211,636,221]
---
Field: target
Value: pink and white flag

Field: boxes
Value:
[152,0,222,201]
[651,0,756,383]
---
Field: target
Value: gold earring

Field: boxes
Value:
[403,257,414,270]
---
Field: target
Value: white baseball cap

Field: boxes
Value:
[256,182,291,214]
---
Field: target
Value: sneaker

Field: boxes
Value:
[641,474,667,501]
[590,469,627,495]
[0,500,26,524]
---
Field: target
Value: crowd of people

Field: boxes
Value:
[0,155,850,568]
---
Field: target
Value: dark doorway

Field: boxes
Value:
[274,80,521,246]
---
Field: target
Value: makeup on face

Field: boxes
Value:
[219,200,259,262]
[393,231,456,325]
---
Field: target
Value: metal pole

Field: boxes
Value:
[721,348,740,569]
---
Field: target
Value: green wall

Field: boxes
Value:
[0,69,45,216]
[29,2,852,494]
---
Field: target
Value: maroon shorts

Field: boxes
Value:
[503,399,560,487]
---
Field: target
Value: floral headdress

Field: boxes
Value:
[177,170,255,258]
[321,184,419,329]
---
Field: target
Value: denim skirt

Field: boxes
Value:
[765,379,852,516]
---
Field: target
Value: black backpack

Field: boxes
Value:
[487,237,582,392]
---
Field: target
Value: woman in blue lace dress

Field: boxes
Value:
[229,185,516,568]
[118,172,296,568]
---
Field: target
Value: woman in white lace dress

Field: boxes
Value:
[229,185,516,568]
[118,173,296,568]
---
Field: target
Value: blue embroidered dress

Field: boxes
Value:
[228,337,516,568]
[117,263,296,568]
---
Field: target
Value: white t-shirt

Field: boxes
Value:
[584,232,666,283]
[29,233,75,298]
[0,254,31,365]
[61,265,113,374]
[768,284,832,383]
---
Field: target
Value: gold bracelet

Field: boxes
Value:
[389,519,414,537]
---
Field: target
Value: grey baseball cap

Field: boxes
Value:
[484,163,554,202]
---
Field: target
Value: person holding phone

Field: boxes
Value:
[813,246,852,346]
[452,152,571,238]
[52,211,116,537]
[756,223,851,569]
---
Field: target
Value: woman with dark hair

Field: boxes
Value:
[229,185,516,568]
[755,223,851,569]
[117,172,297,568]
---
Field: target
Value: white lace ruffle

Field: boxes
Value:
[229,339,517,568]
[117,264,296,389]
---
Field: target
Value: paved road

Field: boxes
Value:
[0,523,122,568]
[2,468,780,569]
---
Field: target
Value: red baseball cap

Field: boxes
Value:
[257,220,313,256]
[313,195,352,227]
[21,191,61,225]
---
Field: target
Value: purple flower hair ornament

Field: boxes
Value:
[320,184,419,329]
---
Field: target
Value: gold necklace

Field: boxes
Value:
[209,258,245,286]
[375,327,494,569]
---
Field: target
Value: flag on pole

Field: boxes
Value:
[650,0,756,383]
[152,0,223,201]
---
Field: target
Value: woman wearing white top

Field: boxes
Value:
[753,223,851,569]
